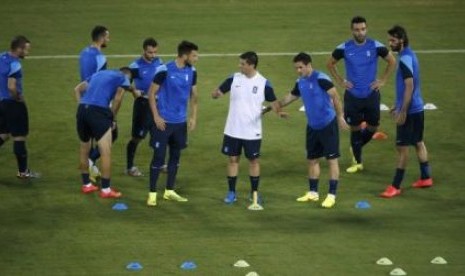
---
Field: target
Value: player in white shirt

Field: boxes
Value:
[212,51,281,210]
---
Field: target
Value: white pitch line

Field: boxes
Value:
[26,49,465,60]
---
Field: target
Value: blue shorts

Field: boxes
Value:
[150,122,187,150]
[131,97,152,139]
[306,118,340,160]
[222,135,261,160]
[0,100,29,137]
[344,90,380,126]
[76,104,113,142]
[396,111,424,146]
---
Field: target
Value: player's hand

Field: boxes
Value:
[395,110,407,125]
[154,115,166,131]
[188,117,196,131]
[339,79,353,90]
[338,116,349,130]
[370,79,385,91]
[133,90,142,98]
[211,90,223,99]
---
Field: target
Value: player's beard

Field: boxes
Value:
[101,43,107,48]
[390,44,401,52]
[353,34,366,44]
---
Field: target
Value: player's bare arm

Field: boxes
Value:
[327,57,353,90]
[371,51,396,90]
[148,82,166,131]
[188,85,198,131]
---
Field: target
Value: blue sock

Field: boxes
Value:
[329,179,338,195]
[227,176,237,192]
[250,176,259,192]
[392,168,405,189]
[351,130,363,163]
[13,141,27,173]
[81,173,91,185]
[166,148,181,190]
[126,140,138,170]
[361,128,375,146]
[101,178,110,189]
[309,178,319,192]
[89,147,100,163]
[420,162,431,179]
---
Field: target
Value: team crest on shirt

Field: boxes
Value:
[309,83,313,89]
[252,86,258,94]
[366,50,371,57]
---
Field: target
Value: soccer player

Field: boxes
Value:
[125,38,163,177]
[74,67,135,198]
[0,35,39,179]
[212,51,281,211]
[278,52,348,208]
[146,40,199,206]
[380,25,433,198]
[79,25,111,182]
[327,16,396,173]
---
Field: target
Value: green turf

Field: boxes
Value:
[1,0,465,275]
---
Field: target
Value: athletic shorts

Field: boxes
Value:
[131,97,152,139]
[76,104,113,142]
[306,117,340,160]
[221,135,261,160]
[344,90,380,127]
[396,111,424,146]
[150,122,187,150]
[0,100,29,137]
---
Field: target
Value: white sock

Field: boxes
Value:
[101,187,111,193]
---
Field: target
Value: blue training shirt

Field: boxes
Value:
[291,70,336,130]
[79,46,107,81]
[332,38,389,98]
[129,56,163,95]
[396,47,423,114]
[80,70,130,108]
[0,52,23,101]
[152,61,197,123]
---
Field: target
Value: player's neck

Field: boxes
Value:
[244,70,257,78]
[91,42,102,50]
[8,51,20,58]
[175,58,187,68]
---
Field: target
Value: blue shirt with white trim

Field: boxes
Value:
[332,38,389,98]
[129,57,163,95]
[291,70,336,129]
[79,46,107,81]
[0,52,23,100]
[396,47,423,114]
[80,70,130,108]
[152,61,197,123]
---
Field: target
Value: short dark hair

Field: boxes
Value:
[177,40,198,57]
[91,25,108,42]
[143,37,158,49]
[351,16,367,27]
[10,35,30,50]
[239,51,259,68]
[388,25,409,47]
[293,52,312,65]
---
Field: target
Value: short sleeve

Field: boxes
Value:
[290,81,301,97]
[153,65,168,85]
[264,80,276,102]
[375,41,389,58]
[399,55,414,79]
[331,43,345,60]
[9,61,22,79]
[218,75,234,93]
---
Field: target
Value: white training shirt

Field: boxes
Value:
[223,72,272,140]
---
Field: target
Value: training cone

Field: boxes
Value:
[355,201,371,209]
[112,202,128,211]
[372,131,388,140]
[376,257,393,265]
[245,272,259,276]
[180,261,197,270]
[431,256,447,264]
[424,103,438,110]
[380,103,390,111]
[234,260,250,268]
[390,267,407,275]
[126,262,143,271]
